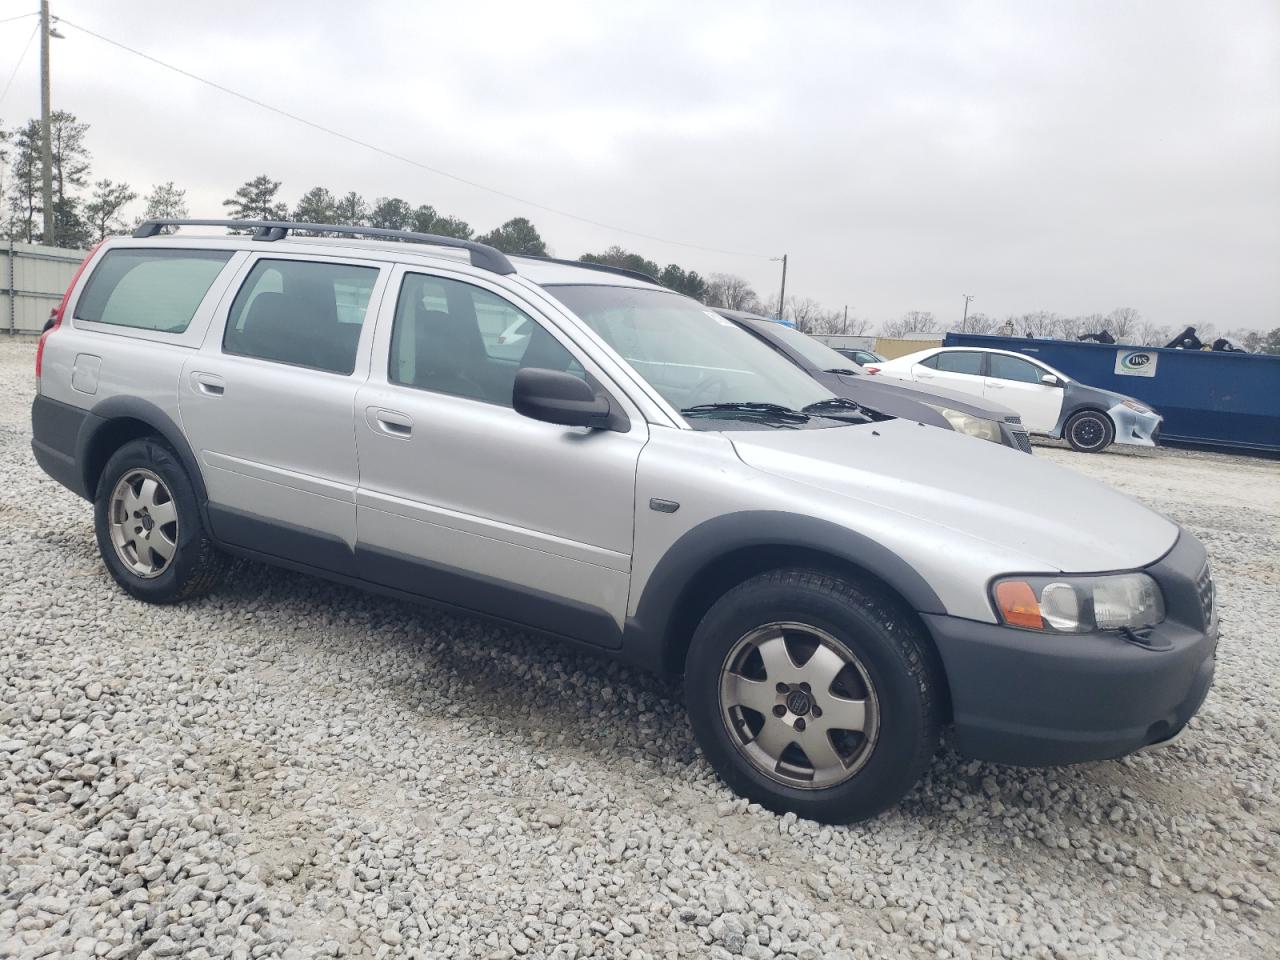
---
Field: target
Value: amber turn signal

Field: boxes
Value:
[995,580,1044,630]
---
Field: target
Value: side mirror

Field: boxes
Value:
[1041,373,1062,386]
[514,367,614,429]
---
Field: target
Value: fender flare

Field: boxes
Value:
[79,396,209,511]
[621,510,946,673]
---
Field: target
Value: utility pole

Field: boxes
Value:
[962,294,974,329]
[40,0,54,245]
[774,254,787,322]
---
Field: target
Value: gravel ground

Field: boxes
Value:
[1,336,1277,960]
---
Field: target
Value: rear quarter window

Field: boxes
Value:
[74,249,233,333]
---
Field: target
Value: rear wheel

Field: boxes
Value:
[1065,409,1114,453]
[684,568,942,824]
[94,438,228,603]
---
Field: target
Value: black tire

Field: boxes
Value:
[684,568,943,824]
[94,437,229,603]
[1065,409,1114,453]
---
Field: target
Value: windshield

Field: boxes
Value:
[546,285,835,421]
[762,322,864,373]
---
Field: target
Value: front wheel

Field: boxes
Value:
[1065,409,1114,453]
[684,569,942,824]
[94,438,229,603]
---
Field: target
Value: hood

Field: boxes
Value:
[729,418,1178,573]
[831,372,1019,421]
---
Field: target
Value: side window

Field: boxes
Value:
[988,354,1042,384]
[389,272,583,407]
[74,249,232,333]
[934,351,984,375]
[918,354,940,369]
[223,259,378,375]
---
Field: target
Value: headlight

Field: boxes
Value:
[931,406,1003,443]
[1121,399,1152,414]
[992,573,1165,633]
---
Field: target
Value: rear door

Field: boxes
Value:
[352,266,648,647]
[982,353,1064,433]
[179,254,388,572]
[913,350,987,399]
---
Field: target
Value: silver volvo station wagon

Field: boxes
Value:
[31,220,1218,823]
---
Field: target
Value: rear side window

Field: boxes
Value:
[74,249,232,333]
[933,351,984,375]
[988,354,1042,384]
[223,259,378,375]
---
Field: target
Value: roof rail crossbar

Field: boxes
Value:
[520,255,659,285]
[131,219,516,275]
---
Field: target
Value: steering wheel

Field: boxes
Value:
[685,375,727,408]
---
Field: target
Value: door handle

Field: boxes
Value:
[191,372,225,396]
[366,406,413,438]
[985,380,1004,389]
[916,372,934,379]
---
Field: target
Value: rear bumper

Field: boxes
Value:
[923,612,1216,765]
[31,393,93,498]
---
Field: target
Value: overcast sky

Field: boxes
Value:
[3,1,1277,331]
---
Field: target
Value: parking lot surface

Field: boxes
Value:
[1,338,1276,960]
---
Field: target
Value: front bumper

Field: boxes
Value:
[1109,401,1162,447]
[924,531,1217,765]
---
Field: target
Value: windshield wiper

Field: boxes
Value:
[680,402,811,424]
[823,367,860,376]
[803,397,867,416]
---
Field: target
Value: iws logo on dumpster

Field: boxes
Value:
[1114,350,1157,377]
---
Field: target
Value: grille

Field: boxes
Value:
[1011,430,1033,454]
[1196,562,1215,627]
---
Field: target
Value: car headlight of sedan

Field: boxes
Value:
[930,406,1003,443]
[992,573,1165,633]
[1121,399,1153,415]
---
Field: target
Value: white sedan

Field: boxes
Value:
[868,346,1162,452]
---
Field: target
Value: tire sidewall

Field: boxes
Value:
[1066,410,1114,453]
[94,438,207,602]
[685,576,933,822]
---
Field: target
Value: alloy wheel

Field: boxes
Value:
[108,468,179,578]
[718,622,880,789]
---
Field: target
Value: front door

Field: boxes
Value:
[180,254,387,570]
[982,353,1064,433]
[353,267,647,647]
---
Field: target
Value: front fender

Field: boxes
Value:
[620,510,945,674]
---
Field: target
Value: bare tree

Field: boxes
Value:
[788,297,825,333]
[881,311,936,338]
[704,273,761,311]
[957,311,997,334]
[1133,320,1171,347]
[1106,307,1142,341]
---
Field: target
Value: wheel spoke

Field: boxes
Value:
[137,477,160,509]
[821,694,868,732]
[149,532,175,563]
[751,719,795,763]
[800,643,846,693]
[133,537,155,569]
[797,726,846,774]
[148,498,177,528]
[756,633,797,681]
[120,484,143,518]
[724,673,776,716]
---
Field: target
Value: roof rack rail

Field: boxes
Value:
[131,219,516,275]
[520,255,659,285]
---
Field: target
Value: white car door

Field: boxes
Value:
[982,353,1064,434]
[912,350,988,400]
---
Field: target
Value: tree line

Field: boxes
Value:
[2,111,1276,353]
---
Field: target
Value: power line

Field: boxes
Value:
[0,21,38,108]
[56,16,776,261]
[0,13,39,26]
